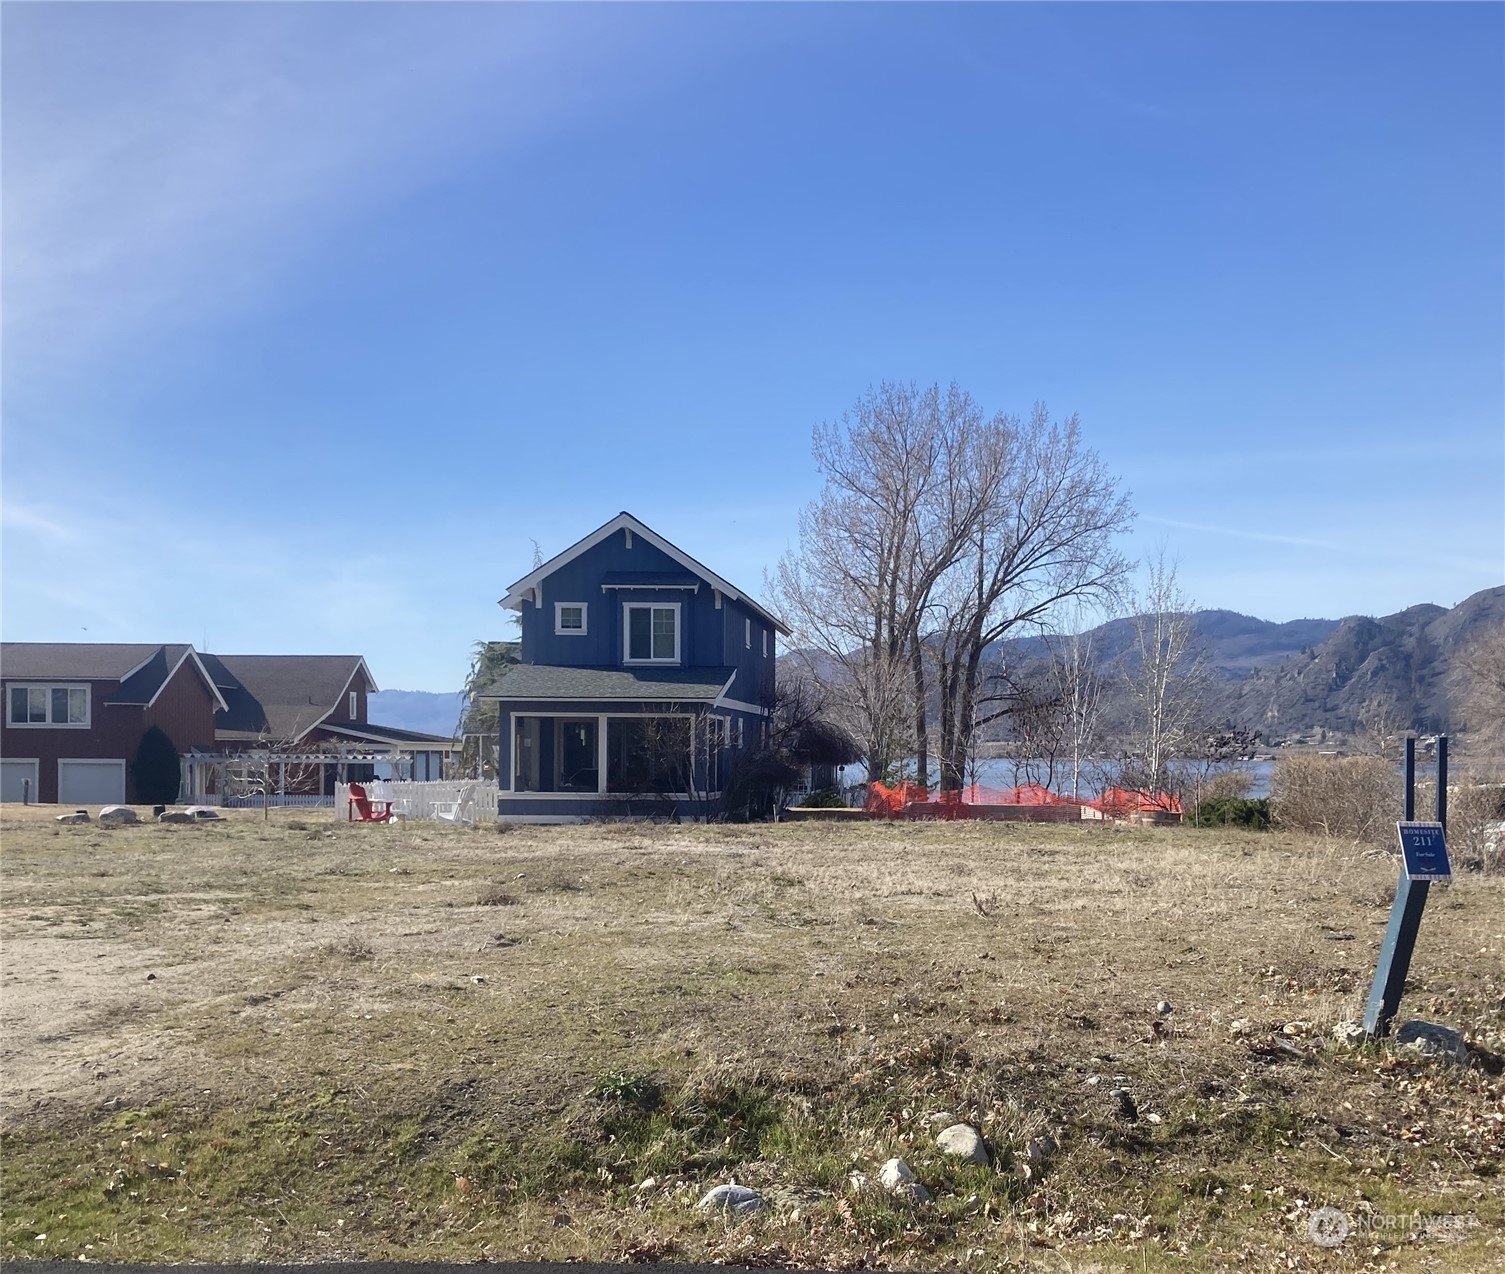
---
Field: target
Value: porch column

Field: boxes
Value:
[597,715,608,793]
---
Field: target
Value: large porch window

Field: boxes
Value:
[607,717,691,793]
[509,713,727,797]
[513,716,604,793]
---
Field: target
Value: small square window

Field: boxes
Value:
[744,617,751,648]
[555,603,588,636]
[349,690,358,718]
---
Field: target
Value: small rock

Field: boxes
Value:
[1395,1020,1469,1065]
[1109,1087,1138,1122]
[636,1176,658,1193]
[1229,1018,1255,1037]
[925,1110,957,1128]
[936,1123,989,1166]
[1026,1134,1059,1168]
[696,1183,763,1213]
[846,1171,870,1192]
[1332,1021,1366,1045]
[877,1157,931,1202]
[158,811,195,824]
[1085,1074,1101,1086]
[55,811,90,825]
[98,805,138,825]
[146,973,156,982]
[552,1213,573,1227]
[470,975,486,984]
[1282,1020,1310,1037]
[1156,1000,1173,1016]
[184,806,223,820]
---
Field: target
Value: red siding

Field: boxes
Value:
[2,660,218,803]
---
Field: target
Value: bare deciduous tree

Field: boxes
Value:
[926,406,1132,790]
[776,385,1131,794]
[1121,552,1210,794]
[1050,608,1105,799]
[772,382,992,783]
[1452,626,1505,758]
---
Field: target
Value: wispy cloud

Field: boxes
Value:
[1,5,716,394]
[0,501,84,543]
[1141,514,1503,573]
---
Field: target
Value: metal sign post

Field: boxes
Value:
[1362,736,1451,1039]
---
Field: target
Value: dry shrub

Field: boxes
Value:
[1270,754,1400,843]
[1203,768,1255,801]
[1443,781,1505,873]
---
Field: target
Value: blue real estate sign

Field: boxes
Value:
[1397,821,1451,881]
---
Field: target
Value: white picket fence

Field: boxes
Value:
[335,780,498,823]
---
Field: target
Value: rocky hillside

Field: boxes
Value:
[1223,586,1503,740]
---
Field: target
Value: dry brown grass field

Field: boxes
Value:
[1,806,1502,1272]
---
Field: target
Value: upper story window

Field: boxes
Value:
[555,602,588,636]
[349,690,358,718]
[744,617,752,648]
[624,603,679,663]
[8,684,89,728]
[762,627,769,657]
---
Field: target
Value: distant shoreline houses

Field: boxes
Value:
[0,643,454,805]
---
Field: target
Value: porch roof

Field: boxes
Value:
[477,664,736,702]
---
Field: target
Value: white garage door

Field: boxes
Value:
[59,759,126,805]
[1,759,39,803]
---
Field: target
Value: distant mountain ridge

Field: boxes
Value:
[1223,587,1503,739]
[378,587,1502,744]
[369,689,465,738]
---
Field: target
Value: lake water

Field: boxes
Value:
[906,757,1277,800]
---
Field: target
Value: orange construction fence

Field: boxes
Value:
[865,780,1182,820]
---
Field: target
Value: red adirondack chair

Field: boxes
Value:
[348,782,393,823]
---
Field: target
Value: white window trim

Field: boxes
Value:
[623,602,681,664]
[6,683,91,729]
[349,690,358,718]
[744,617,752,648]
[762,627,768,657]
[554,602,589,636]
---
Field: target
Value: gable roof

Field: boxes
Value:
[500,512,790,635]
[0,642,228,712]
[201,654,377,743]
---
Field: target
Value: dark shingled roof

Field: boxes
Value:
[202,654,373,740]
[478,664,737,702]
[3,642,172,682]
[1,642,210,706]
[321,721,458,747]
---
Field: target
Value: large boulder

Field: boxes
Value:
[158,810,196,824]
[1395,1020,1469,1065]
[55,810,90,825]
[696,1183,762,1213]
[98,806,139,826]
[936,1122,989,1166]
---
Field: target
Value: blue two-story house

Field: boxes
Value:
[479,512,789,822]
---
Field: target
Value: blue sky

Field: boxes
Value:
[3,2,1501,692]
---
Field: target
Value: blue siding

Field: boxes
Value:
[496,518,779,822]
[517,527,777,696]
